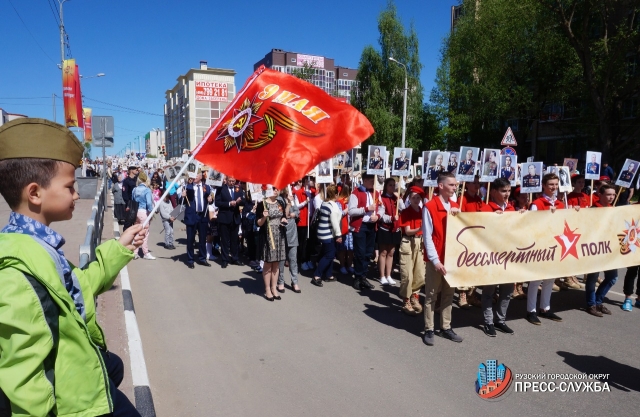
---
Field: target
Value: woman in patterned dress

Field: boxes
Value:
[257,185,288,301]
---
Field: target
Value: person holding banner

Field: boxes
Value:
[422,172,463,345]
[584,183,618,317]
[482,178,519,336]
[526,173,565,325]
[216,176,246,268]
[458,176,489,308]
[398,186,426,316]
[378,178,404,285]
[293,178,314,271]
[348,174,380,291]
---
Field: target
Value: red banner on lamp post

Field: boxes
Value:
[62,59,84,128]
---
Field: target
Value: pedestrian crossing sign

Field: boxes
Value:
[501,127,517,146]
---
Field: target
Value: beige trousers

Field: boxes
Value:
[423,261,455,331]
[399,235,425,299]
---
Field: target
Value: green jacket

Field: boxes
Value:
[0,234,133,417]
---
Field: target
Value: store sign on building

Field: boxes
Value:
[296,54,324,69]
[195,81,228,102]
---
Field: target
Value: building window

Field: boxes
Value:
[291,58,296,62]
[343,73,348,77]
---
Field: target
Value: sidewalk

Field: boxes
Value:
[0,192,135,404]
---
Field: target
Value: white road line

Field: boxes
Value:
[120,265,131,291]
[124,310,150,387]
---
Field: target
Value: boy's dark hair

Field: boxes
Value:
[492,177,511,189]
[542,173,559,184]
[571,174,584,184]
[0,158,62,209]
[437,171,456,184]
[599,183,615,194]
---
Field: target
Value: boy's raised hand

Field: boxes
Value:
[119,224,147,251]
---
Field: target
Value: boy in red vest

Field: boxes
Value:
[584,183,618,317]
[526,173,564,325]
[348,173,381,291]
[567,174,590,208]
[482,178,521,336]
[457,175,489,308]
[421,172,463,345]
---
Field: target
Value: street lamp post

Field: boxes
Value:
[388,57,408,148]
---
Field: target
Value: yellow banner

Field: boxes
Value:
[83,108,92,142]
[444,205,640,287]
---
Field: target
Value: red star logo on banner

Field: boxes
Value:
[554,221,581,261]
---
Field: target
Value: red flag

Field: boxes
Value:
[192,66,373,188]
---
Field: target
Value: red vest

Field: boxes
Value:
[379,194,400,232]
[293,187,315,227]
[531,196,565,210]
[460,193,491,213]
[567,192,590,208]
[487,201,515,212]
[350,188,380,233]
[424,197,459,264]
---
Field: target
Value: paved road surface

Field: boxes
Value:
[126,216,640,416]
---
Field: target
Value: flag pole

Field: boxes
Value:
[485,182,491,204]
[142,153,196,228]
[613,186,624,206]
[590,180,594,206]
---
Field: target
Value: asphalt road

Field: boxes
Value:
[127,217,639,416]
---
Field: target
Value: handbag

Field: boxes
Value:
[125,188,140,224]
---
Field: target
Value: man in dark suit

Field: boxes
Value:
[183,172,213,269]
[215,175,246,268]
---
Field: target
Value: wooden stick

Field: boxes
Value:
[429,187,434,200]
[460,182,466,206]
[563,192,568,208]
[590,180,594,206]
[485,182,491,204]
[529,193,532,204]
[614,187,624,206]
[263,196,276,250]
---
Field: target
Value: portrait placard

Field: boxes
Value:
[616,159,640,188]
[423,151,450,188]
[585,151,602,180]
[499,155,517,186]
[367,145,386,175]
[457,146,480,182]
[392,147,412,176]
[520,162,543,193]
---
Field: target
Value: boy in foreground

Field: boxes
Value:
[422,172,463,345]
[584,183,617,317]
[0,118,146,416]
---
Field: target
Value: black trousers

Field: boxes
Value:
[297,226,309,264]
[219,221,240,263]
[186,217,208,265]
[100,350,141,417]
[352,223,376,278]
[623,265,640,296]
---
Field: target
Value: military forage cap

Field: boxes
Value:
[0,118,84,166]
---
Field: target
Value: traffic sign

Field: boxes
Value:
[501,127,517,146]
[501,146,516,156]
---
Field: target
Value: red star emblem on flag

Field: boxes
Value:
[554,221,581,261]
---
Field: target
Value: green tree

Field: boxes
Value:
[353,1,426,152]
[432,0,580,152]
[537,0,640,162]
[83,142,91,159]
[291,61,317,83]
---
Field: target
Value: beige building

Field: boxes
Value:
[145,129,166,157]
[164,61,236,158]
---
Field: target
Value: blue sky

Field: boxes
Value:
[1,0,454,157]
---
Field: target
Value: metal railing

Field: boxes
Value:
[79,177,108,269]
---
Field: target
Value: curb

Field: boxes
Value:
[111,200,156,416]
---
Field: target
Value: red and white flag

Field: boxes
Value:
[192,66,374,188]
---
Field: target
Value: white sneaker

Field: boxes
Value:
[143,253,156,260]
[340,267,348,275]
[134,254,140,260]
[380,277,389,285]
[387,277,396,285]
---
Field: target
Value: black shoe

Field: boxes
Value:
[539,310,562,322]
[440,328,464,343]
[311,278,323,287]
[235,260,244,266]
[264,294,274,302]
[221,262,228,269]
[291,284,301,293]
[494,322,515,334]
[423,330,435,346]
[483,324,496,337]
[273,293,282,300]
[276,286,286,294]
[360,277,374,289]
[526,312,541,325]
[352,278,362,290]
[196,261,211,267]
[187,264,195,269]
